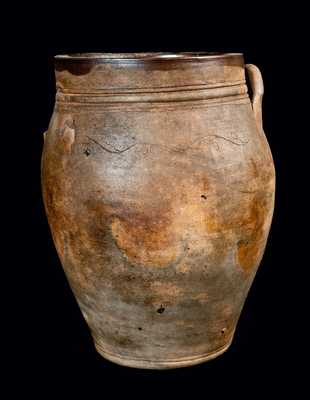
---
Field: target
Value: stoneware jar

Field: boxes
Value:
[41,52,275,369]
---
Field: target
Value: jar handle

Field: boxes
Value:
[245,64,264,131]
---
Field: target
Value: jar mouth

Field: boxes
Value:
[55,52,243,62]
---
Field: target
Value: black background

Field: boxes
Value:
[8,4,305,397]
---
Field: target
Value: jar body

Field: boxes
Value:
[41,53,275,368]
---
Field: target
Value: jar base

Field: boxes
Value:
[94,339,233,369]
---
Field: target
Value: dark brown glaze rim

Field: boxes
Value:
[55,52,243,64]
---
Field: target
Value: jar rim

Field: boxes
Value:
[55,52,243,62]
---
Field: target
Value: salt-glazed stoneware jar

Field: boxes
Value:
[41,52,275,369]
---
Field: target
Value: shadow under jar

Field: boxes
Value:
[41,52,275,369]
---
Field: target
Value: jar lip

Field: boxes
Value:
[55,52,243,62]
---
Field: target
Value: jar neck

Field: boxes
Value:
[54,53,246,98]
[56,82,248,107]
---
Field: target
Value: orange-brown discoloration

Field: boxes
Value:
[110,195,207,268]
[202,158,274,273]
[142,282,183,307]
[176,261,191,274]
[150,282,183,297]
[192,293,209,303]
[236,191,270,272]
[237,239,261,272]
[42,53,275,369]
[111,211,184,268]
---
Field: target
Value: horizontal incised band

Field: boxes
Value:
[55,96,250,113]
[56,82,248,104]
